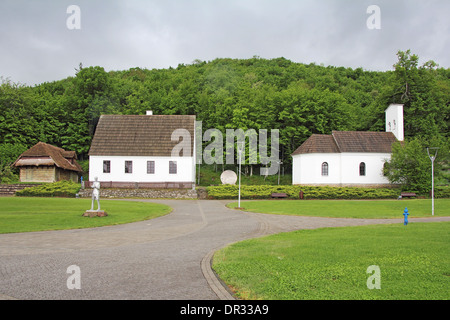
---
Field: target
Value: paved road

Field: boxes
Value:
[0,200,448,300]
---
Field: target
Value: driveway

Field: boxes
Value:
[0,199,448,300]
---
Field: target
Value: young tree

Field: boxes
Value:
[383,137,446,193]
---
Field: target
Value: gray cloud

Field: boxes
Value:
[0,0,448,85]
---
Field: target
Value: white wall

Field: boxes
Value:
[89,156,195,183]
[292,153,341,185]
[292,153,391,186]
[340,153,391,185]
[385,104,404,141]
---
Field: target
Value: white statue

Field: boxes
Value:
[90,177,101,211]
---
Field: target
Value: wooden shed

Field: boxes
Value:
[13,142,82,183]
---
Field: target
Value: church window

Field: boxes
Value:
[321,162,329,176]
[359,162,366,176]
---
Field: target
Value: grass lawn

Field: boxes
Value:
[213,222,450,300]
[0,197,171,234]
[228,199,450,218]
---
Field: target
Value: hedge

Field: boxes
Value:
[16,181,81,198]
[206,185,402,200]
[207,185,450,200]
[435,186,450,199]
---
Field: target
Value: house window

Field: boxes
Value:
[359,162,366,176]
[321,162,329,176]
[147,161,155,174]
[103,160,111,173]
[125,161,133,173]
[169,161,177,174]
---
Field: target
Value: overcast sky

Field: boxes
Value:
[1,0,449,86]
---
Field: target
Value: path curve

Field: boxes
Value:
[0,199,448,300]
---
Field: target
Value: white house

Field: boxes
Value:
[291,104,404,187]
[88,112,196,188]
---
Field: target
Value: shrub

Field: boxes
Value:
[206,185,401,200]
[16,181,81,198]
[0,143,27,183]
[435,186,450,199]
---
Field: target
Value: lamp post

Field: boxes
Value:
[237,141,244,208]
[277,160,283,185]
[427,147,439,216]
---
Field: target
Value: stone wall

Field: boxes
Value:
[84,181,194,189]
[0,184,42,196]
[78,187,199,199]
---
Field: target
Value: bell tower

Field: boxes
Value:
[385,104,404,141]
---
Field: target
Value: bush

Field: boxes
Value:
[206,185,401,200]
[16,181,81,198]
[0,165,19,184]
[435,186,450,199]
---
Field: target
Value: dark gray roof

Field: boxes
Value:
[291,134,340,155]
[292,131,397,155]
[89,115,196,157]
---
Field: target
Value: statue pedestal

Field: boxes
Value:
[83,210,108,217]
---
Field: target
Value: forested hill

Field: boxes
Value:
[1,51,449,166]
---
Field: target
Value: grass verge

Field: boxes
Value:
[213,222,450,300]
[0,197,171,234]
[227,199,450,218]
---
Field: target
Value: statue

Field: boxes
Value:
[83,177,107,217]
[90,176,101,211]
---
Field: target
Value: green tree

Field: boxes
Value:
[383,137,447,193]
[0,79,40,145]
[0,143,27,183]
[62,66,119,157]
[392,49,447,138]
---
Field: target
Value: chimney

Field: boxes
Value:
[385,104,404,141]
[146,110,153,116]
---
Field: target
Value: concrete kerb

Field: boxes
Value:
[199,202,275,300]
[201,248,235,300]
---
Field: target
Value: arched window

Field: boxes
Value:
[359,162,366,176]
[321,162,329,176]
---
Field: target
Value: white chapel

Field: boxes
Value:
[291,104,404,187]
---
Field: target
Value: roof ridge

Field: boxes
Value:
[331,132,342,152]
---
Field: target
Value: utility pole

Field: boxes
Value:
[237,141,244,208]
[427,147,439,216]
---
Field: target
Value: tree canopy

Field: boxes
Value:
[0,51,448,185]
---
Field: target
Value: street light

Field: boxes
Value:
[427,147,439,216]
[237,141,244,208]
[275,160,283,185]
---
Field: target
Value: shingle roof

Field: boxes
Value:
[292,131,397,155]
[332,131,397,153]
[291,134,340,155]
[13,142,82,172]
[88,115,196,157]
